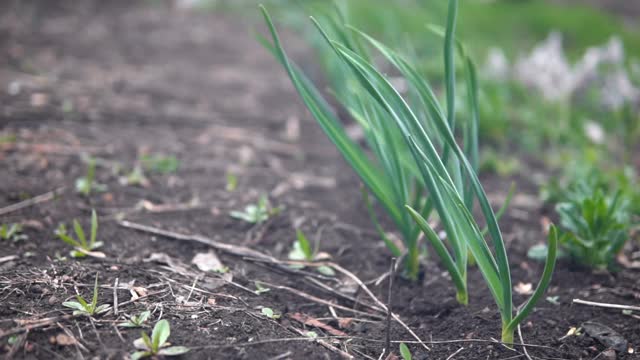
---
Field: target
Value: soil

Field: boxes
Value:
[1,1,639,359]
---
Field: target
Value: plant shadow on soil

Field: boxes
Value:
[1,1,639,359]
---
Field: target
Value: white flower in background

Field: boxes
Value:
[573,37,624,83]
[485,47,509,80]
[584,121,604,144]
[492,32,639,110]
[600,68,640,110]
[514,32,575,100]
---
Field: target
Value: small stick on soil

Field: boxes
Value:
[267,351,293,360]
[305,276,383,313]
[0,314,76,340]
[0,187,65,216]
[329,261,430,351]
[259,281,384,320]
[112,324,125,343]
[572,298,640,312]
[384,257,396,357]
[445,347,465,360]
[185,276,199,304]
[120,220,274,261]
[288,312,348,337]
[0,255,19,264]
[288,326,354,359]
[113,278,119,316]
[517,324,533,360]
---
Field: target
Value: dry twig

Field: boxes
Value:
[0,187,65,216]
[572,298,640,312]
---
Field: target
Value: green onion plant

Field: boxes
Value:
[62,274,111,316]
[0,223,27,242]
[260,0,557,343]
[75,157,107,196]
[132,319,189,359]
[259,2,484,282]
[55,209,103,258]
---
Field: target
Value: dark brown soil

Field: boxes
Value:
[1,1,639,359]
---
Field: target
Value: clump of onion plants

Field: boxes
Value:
[259,3,483,282]
[260,0,557,343]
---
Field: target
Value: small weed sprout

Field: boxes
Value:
[121,166,149,187]
[288,229,335,276]
[0,223,27,242]
[75,157,107,196]
[62,274,110,316]
[254,281,271,295]
[261,307,280,319]
[226,172,238,191]
[140,154,179,174]
[230,195,280,224]
[556,184,633,269]
[55,209,104,258]
[119,310,152,328]
[399,343,412,360]
[131,319,189,359]
[7,335,19,345]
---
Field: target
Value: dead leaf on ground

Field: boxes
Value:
[131,286,148,299]
[49,333,76,346]
[192,251,225,273]
[337,318,353,329]
[202,272,232,291]
[288,313,348,337]
[514,282,533,295]
[73,247,106,259]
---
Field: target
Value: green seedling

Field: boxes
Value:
[75,157,107,196]
[55,209,104,258]
[479,149,521,177]
[140,154,179,174]
[121,166,149,187]
[261,1,557,343]
[546,296,561,306]
[62,274,110,316]
[537,169,635,268]
[226,173,238,191]
[131,319,189,359]
[119,310,152,328]
[556,185,633,269]
[261,307,280,319]
[230,195,280,224]
[7,335,19,345]
[0,223,27,242]
[0,133,17,145]
[288,229,335,276]
[254,281,271,295]
[399,343,412,360]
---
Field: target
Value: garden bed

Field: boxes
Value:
[1,1,638,359]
